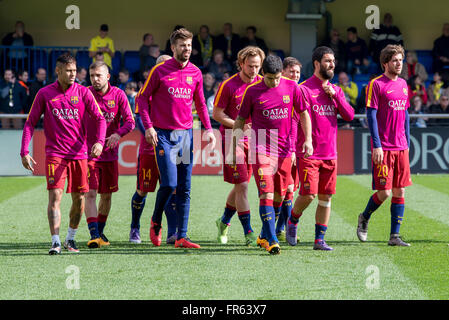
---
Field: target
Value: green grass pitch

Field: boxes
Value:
[0,174,448,300]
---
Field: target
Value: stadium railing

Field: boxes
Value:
[1,45,89,80]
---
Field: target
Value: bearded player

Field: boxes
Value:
[84,61,135,248]
[286,47,354,251]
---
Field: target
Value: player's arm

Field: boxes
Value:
[193,72,216,149]
[212,81,234,128]
[405,107,410,149]
[365,79,382,164]
[331,86,355,121]
[290,110,299,164]
[135,113,145,135]
[20,91,44,171]
[84,90,106,158]
[107,92,136,149]
[136,67,160,145]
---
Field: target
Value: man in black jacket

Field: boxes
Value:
[369,13,403,65]
[215,23,241,69]
[432,23,449,73]
[2,21,34,71]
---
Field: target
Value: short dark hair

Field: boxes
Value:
[56,52,76,66]
[143,33,152,42]
[170,28,193,45]
[77,66,87,73]
[100,24,109,32]
[17,69,28,77]
[283,57,302,70]
[247,26,257,33]
[312,46,334,65]
[380,44,404,70]
[347,26,357,34]
[119,68,129,76]
[262,55,283,74]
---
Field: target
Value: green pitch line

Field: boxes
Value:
[0,175,447,300]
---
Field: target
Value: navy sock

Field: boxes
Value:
[259,199,278,244]
[164,193,177,237]
[315,224,328,243]
[152,186,176,225]
[131,191,146,229]
[276,198,292,234]
[87,217,100,239]
[390,197,405,235]
[221,204,236,225]
[97,214,108,234]
[362,192,383,220]
[176,187,190,240]
[238,210,253,234]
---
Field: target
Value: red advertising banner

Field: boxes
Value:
[32,128,354,176]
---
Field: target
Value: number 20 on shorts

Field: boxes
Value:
[376,164,388,178]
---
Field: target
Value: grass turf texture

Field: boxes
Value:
[0,174,448,300]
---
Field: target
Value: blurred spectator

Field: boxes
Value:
[164,25,184,56]
[338,72,358,107]
[215,23,241,68]
[203,72,216,101]
[75,67,88,86]
[17,70,30,94]
[400,50,428,82]
[408,75,428,106]
[207,49,232,81]
[17,70,30,113]
[139,33,154,71]
[117,69,131,91]
[29,68,47,104]
[356,74,378,128]
[337,71,358,128]
[282,56,302,83]
[240,26,268,56]
[206,82,221,129]
[0,69,27,128]
[125,81,138,114]
[321,29,346,73]
[432,23,449,73]
[192,25,215,68]
[142,44,160,72]
[137,67,151,89]
[428,94,449,126]
[427,72,449,106]
[345,27,370,76]
[409,96,427,128]
[369,13,403,66]
[1,21,34,69]
[89,24,115,70]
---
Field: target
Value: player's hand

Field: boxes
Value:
[301,139,313,158]
[243,123,252,132]
[204,130,216,150]
[372,147,384,165]
[291,152,296,167]
[145,127,158,146]
[90,142,103,158]
[21,154,36,172]
[323,83,336,98]
[106,133,121,149]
